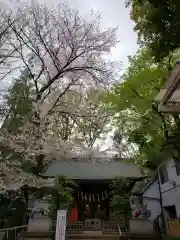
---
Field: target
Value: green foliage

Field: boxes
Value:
[0,70,34,179]
[53,176,77,201]
[3,198,26,228]
[0,70,33,176]
[127,0,180,60]
[110,178,131,216]
[0,197,26,228]
[105,48,179,169]
[3,69,33,133]
[48,176,77,218]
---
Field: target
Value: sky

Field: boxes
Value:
[6,0,139,70]
[57,0,139,68]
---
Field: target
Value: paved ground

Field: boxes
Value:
[27,215,51,232]
[28,199,49,210]
[27,198,51,232]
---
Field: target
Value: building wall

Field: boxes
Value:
[141,160,180,225]
[143,181,160,199]
[142,181,161,221]
[159,160,180,217]
[143,198,161,221]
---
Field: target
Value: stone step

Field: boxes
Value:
[67,233,120,240]
[19,231,158,240]
[20,231,120,240]
[128,233,157,238]
[18,231,53,240]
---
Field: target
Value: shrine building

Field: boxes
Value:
[45,159,142,225]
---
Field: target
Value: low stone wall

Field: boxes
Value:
[129,219,154,235]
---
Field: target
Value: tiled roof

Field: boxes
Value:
[45,161,142,179]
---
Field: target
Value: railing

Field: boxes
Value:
[116,224,122,240]
[102,219,129,236]
[66,219,129,236]
[102,221,118,234]
[117,224,122,237]
[0,225,28,240]
[67,221,84,233]
[51,217,57,232]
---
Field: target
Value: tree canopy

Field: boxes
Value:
[127,0,180,61]
[105,48,180,169]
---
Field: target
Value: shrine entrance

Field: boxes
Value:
[46,159,143,232]
[71,180,110,223]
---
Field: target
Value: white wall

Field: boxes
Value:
[159,160,180,217]
[142,181,161,221]
[141,160,180,222]
[143,181,160,199]
[143,198,161,221]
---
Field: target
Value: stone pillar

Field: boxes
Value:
[129,219,154,235]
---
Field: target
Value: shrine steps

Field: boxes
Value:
[19,231,158,240]
[19,231,119,240]
[128,235,157,240]
[68,233,157,240]
[68,232,122,240]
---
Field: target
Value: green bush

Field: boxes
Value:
[48,176,77,219]
[110,177,131,217]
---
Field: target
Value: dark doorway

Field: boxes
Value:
[164,205,177,219]
[73,180,110,221]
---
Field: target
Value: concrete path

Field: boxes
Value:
[27,215,51,232]
[27,198,51,232]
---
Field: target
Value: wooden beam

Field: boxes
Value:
[161,71,180,105]
[158,104,180,113]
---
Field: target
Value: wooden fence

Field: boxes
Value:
[168,219,180,237]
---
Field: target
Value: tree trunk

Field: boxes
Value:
[22,185,29,204]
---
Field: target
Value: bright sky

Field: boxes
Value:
[6,0,139,69]
[59,0,139,68]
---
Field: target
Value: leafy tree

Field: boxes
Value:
[48,176,77,218]
[105,48,180,169]
[0,70,34,186]
[2,69,33,132]
[110,177,132,231]
[110,178,131,215]
[126,0,180,61]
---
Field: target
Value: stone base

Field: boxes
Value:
[84,219,101,230]
[129,219,154,235]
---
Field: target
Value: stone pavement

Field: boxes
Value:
[27,215,51,232]
[27,198,50,232]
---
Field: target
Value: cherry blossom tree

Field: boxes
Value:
[0,1,119,189]
[3,1,118,105]
[0,75,113,190]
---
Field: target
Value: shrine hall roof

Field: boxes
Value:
[45,161,143,180]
